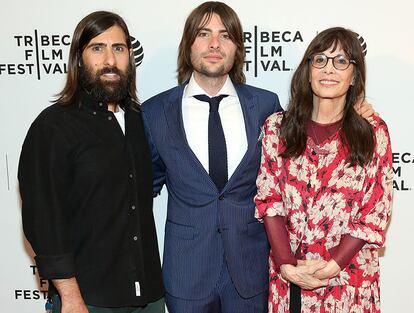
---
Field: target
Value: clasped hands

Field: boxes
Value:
[280,259,340,290]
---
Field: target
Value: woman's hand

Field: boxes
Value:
[280,260,329,290]
[354,99,375,118]
[313,259,341,280]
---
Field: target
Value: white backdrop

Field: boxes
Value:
[1,0,413,312]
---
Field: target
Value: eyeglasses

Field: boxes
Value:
[309,54,356,70]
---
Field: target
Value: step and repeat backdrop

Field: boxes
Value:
[1,0,412,312]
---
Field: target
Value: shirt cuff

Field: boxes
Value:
[35,253,76,279]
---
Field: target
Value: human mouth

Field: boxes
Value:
[99,68,121,81]
[101,72,120,80]
[319,80,338,86]
[204,54,223,62]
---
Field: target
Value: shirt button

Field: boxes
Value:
[92,111,97,115]
[219,195,224,200]
[133,236,138,241]
[312,151,316,155]
[99,102,103,107]
[129,173,133,179]
[131,205,136,210]
[107,116,113,121]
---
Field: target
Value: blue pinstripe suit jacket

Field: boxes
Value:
[142,82,282,300]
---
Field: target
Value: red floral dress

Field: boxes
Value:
[255,112,393,313]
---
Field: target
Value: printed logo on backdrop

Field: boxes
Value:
[241,28,368,78]
[0,31,144,80]
[393,152,413,191]
[357,33,367,56]
[15,265,48,301]
[131,36,144,67]
[243,26,303,77]
[0,30,71,80]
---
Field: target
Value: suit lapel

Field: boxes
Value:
[163,83,215,188]
[236,84,258,154]
[163,84,188,148]
[162,82,260,193]
[224,83,259,191]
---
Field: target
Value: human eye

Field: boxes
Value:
[197,30,209,38]
[220,33,230,40]
[335,55,349,65]
[313,54,326,64]
[113,45,126,53]
[91,44,103,52]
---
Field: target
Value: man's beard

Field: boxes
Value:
[80,64,133,103]
[191,51,233,79]
[197,63,227,78]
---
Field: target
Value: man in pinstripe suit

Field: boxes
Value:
[142,2,281,312]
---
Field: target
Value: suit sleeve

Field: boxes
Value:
[141,110,166,196]
[18,118,76,279]
[273,93,283,113]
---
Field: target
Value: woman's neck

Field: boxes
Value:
[312,96,345,124]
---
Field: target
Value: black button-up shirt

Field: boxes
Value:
[18,92,163,307]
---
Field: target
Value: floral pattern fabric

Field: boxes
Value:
[255,112,393,313]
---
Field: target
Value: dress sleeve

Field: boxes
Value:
[254,114,286,220]
[18,116,76,279]
[329,234,366,269]
[344,118,393,247]
[264,216,298,269]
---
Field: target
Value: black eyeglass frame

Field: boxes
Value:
[308,54,356,70]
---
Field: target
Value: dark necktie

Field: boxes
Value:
[193,94,229,191]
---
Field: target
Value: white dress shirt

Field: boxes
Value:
[113,108,125,134]
[182,74,248,178]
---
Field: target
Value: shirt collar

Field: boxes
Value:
[184,73,237,98]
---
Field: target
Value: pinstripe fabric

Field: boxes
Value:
[165,260,267,313]
[142,82,282,301]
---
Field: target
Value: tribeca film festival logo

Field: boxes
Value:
[0,31,144,80]
[242,27,368,77]
[0,30,71,80]
[243,26,304,77]
[15,265,48,301]
[393,152,413,191]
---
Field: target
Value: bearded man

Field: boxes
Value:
[18,11,164,313]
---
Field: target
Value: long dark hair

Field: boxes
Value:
[54,11,137,106]
[177,1,245,84]
[281,27,374,166]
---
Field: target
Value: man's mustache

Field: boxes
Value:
[97,67,123,76]
[202,51,226,58]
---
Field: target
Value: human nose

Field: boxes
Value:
[209,34,220,50]
[324,57,335,73]
[103,48,116,66]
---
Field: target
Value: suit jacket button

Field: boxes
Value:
[219,195,224,200]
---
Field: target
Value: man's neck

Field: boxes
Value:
[107,103,119,113]
[193,72,228,97]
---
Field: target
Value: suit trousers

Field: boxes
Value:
[165,259,267,313]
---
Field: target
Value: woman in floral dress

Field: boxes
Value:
[255,27,393,313]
